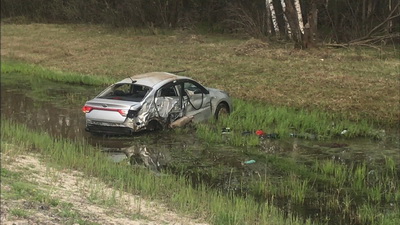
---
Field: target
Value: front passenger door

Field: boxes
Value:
[182,81,211,121]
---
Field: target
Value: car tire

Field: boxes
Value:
[147,120,163,131]
[215,102,230,120]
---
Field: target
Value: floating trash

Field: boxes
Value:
[244,159,256,164]
[222,127,231,134]
[255,130,265,136]
[241,131,252,136]
[261,133,280,139]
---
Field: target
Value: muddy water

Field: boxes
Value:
[2,78,399,225]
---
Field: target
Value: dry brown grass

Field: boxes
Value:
[1,23,399,125]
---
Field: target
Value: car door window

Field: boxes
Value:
[159,85,178,97]
[183,81,205,110]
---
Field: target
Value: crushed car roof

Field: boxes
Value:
[117,72,189,87]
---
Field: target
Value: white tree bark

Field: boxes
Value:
[294,0,304,34]
[265,0,272,34]
[268,0,280,34]
[280,0,292,37]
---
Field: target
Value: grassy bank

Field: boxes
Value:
[1,23,399,126]
[1,164,98,224]
[1,60,114,86]
[2,118,399,225]
[1,143,206,224]
[197,99,381,146]
[1,118,315,225]
[1,60,384,144]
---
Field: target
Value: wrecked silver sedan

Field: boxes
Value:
[82,72,232,134]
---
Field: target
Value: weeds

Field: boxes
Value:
[1,118,314,225]
[353,163,367,191]
[310,158,399,224]
[289,175,309,204]
[2,115,398,224]
[197,99,377,146]
[10,208,30,218]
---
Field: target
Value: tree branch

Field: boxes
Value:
[350,2,400,43]
[326,32,400,48]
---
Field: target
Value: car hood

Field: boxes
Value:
[207,88,229,98]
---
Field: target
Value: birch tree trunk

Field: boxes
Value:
[265,0,272,34]
[284,0,303,47]
[281,0,292,38]
[294,0,304,34]
[269,0,280,35]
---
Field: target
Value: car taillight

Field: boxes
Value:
[82,105,127,117]
[82,105,93,113]
[118,109,128,116]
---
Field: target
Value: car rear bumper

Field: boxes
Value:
[85,125,134,135]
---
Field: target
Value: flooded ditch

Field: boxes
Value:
[2,75,399,225]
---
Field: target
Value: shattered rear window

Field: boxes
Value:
[98,83,151,102]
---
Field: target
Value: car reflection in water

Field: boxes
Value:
[103,144,171,172]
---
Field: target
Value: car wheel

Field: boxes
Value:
[215,102,230,120]
[147,120,163,131]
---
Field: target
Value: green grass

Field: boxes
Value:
[2,115,399,224]
[352,163,367,191]
[57,202,101,225]
[240,155,399,225]
[10,208,30,218]
[313,159,399,209]
[1,60,115,86]
[197,99,379,146]
[1,118,315,225]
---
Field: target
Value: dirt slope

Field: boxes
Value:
[1,152,208,225]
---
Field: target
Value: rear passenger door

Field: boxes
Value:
[154,83,183,122]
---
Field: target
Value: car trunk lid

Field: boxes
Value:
[84,99,141,123]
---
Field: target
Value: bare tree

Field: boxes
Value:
[265,0,272,34]
[283,0,303,47]
[281,0,292,38]
[267,0,280,35]
[294,0,304,34]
